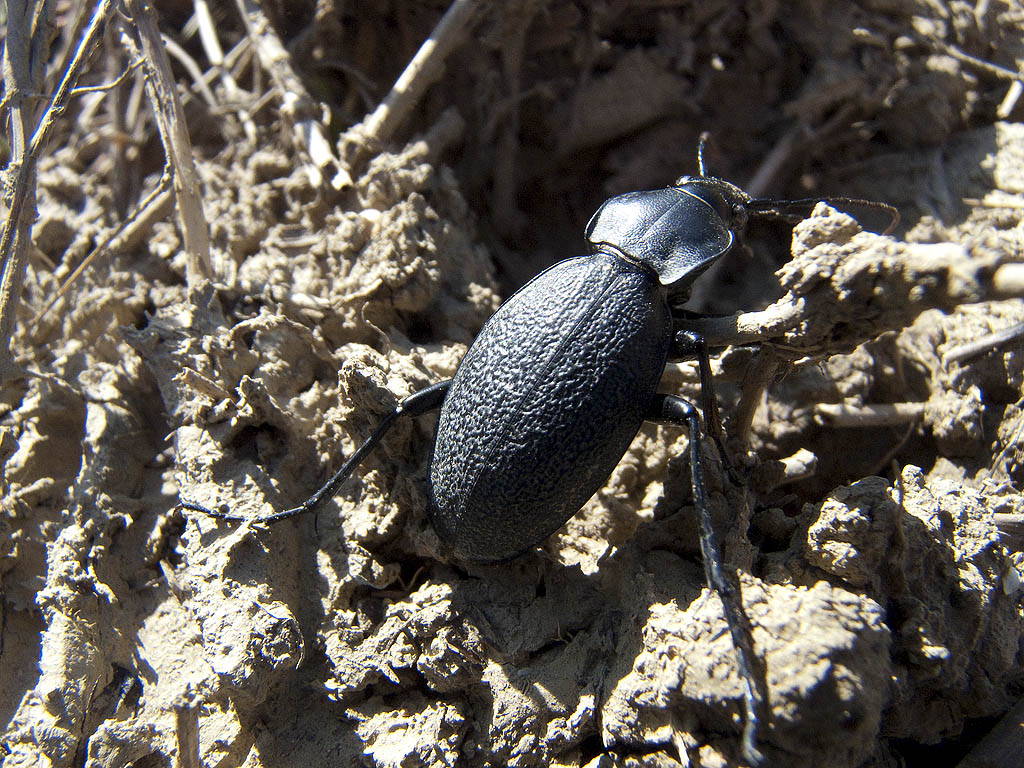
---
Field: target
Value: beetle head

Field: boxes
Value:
[673,175,752,233]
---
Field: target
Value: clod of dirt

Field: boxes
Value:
[801,469,1024,745]
[602,579,890,768]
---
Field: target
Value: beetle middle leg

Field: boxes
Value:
[649,392,766,767]
[180,380,452,523]
[671,329,731,471]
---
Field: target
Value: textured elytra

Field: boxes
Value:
[429,252,673,562]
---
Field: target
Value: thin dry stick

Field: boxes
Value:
[233,0,350,189]
[867,420,918,479]
[0,0,115,381]
[69,59,141,97]
[998,79,1022,119]
[192,0,257,141]
[944,321,1024,365]
[994,263,1024,297]
[730,345,780,447]
[814,402,926,427]
[745,126,802,198]
[685,261,1024,354]
[490,0,539,237]
[936,40,1023,82]
[123,0,213,286]
[353,0,482,149]
[964,194,1024,209]
[161,33,218,107]
[34,171,174,323]
[0,1,41,380]
[929,38,1024,118]
[990,394,1024,477]
[42,0,93,99]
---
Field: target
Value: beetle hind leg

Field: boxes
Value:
[179,380,452,525]
[648,393,766,767]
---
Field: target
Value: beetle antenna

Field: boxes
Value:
[748,196,900,235]
[697,132,711,177]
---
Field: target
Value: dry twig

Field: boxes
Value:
[233,0,351,189]
[192,0,257,140]
[0,0,116,381]
[347,0,483,156]
[34,170,174,323]
[122,0,213,286]
[944,321,1024,365]
[814,403,926,427]
[730,346,780,447]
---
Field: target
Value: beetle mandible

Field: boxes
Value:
[181,138,898,766]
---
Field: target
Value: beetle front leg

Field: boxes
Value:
[649,393,766,767]
[179,380,452,524]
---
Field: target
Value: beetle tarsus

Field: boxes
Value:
[178,497,244,521]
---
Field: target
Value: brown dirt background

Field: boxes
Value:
[3,1,1024,767]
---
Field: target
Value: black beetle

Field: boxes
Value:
[181,139,897,766]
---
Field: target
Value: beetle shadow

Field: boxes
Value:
[440,556,614,758]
